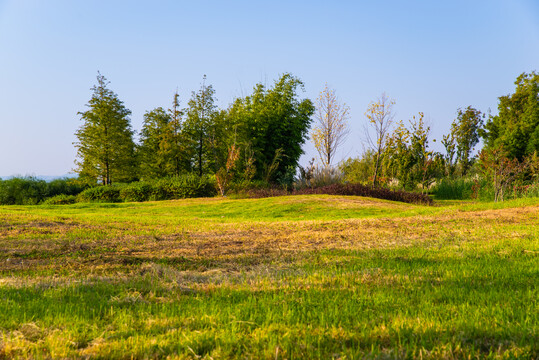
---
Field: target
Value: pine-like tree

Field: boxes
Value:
[74,72,136,185]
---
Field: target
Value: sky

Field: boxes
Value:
[1,0,538,177]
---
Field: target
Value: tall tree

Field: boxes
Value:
[311,84,350,166]
[168,90,189,176]
[364,93,395,186]
[451,106,484,175]
[138,107,174,179]
[483,72,539,160]
[184,75,218,176]
[74,72,136,185]
[227,74,315,182]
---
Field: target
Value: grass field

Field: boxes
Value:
[0,195,538,359]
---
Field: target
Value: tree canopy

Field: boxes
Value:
[74,73,136,185]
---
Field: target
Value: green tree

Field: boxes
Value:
[227,74,315,182]
[449,106,484,175]
[184,75,218,176]
[138,107,174,179]
[483,72,539,160]
[74,72,136,185]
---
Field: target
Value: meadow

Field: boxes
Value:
[0,195,537,359]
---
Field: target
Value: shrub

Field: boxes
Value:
[150,175,217,200]
[295,183,433,205]
[45,178,85,197]
[119,182,153,202]
[42,194,77,205]
[0,177,47,205]
[77,186,121,203]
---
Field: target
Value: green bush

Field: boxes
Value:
[45,178,85,197]
[42,194,77,205]
[119,182,153,202]
[150,175,216,200]
[76,175,217,203]
[77,186,122,203]
[0,177,48,205]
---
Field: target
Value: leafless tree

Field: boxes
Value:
[311,84,350,166]
[364,93,395,186]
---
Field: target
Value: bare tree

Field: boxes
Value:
[311,84,350,166]
[364,93,395,186]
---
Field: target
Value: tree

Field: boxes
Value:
[311,84,350,166]
[74,72,136,185]
[138,107,174,179]
[184,75,219,177]
[226,74,315,183]
[449,106,484,175]
[168,90,189,176]
[483,72,539,160]
[364,93,395,186]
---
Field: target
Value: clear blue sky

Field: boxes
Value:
[1,0,538,177]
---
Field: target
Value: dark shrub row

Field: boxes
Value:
[247,183,433,205]
[295,183,433,205]
[77,175,217,203]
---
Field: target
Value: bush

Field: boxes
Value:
[150,175,217,201]
[119,182,153,202]
[295,183,433,205]
[77,186,122,203]
[45,178,85,197]
[42,194,77,205]
[0,177,47,205]
[246,182,433,205]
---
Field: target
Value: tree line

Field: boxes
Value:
[73,71,539,202]
[74,72,313,191]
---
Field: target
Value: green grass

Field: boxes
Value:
[0,195,538,359]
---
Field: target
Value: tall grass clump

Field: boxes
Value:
[431,178,476,200]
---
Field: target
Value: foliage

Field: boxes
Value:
[385,113,438,191]
[294,183,433,205]
[183,75,220,177]
[339,151,376,185]
[74,73,137,185]
[0,177,84,205]
[482,71,539,160]
[227,74,315,182]
[0,177,47,205]
[42,194,77,205]
[119,182,154,202]
[148,175,216,200]
[77,185,122,203]
[138,107,175,179]
[311,84,350,166]
[364,93,395,186]
[431,177,477,200]
[442,106,484,176]
[479,147,529,202]
[77,176,217,203]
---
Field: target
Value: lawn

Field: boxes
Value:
[0,195,538,359]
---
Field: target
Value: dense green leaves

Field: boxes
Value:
[483,72,539,160]
[74,73,137,184]
[227,74,315,183]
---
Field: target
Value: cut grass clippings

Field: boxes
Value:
[0,195,538,359]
